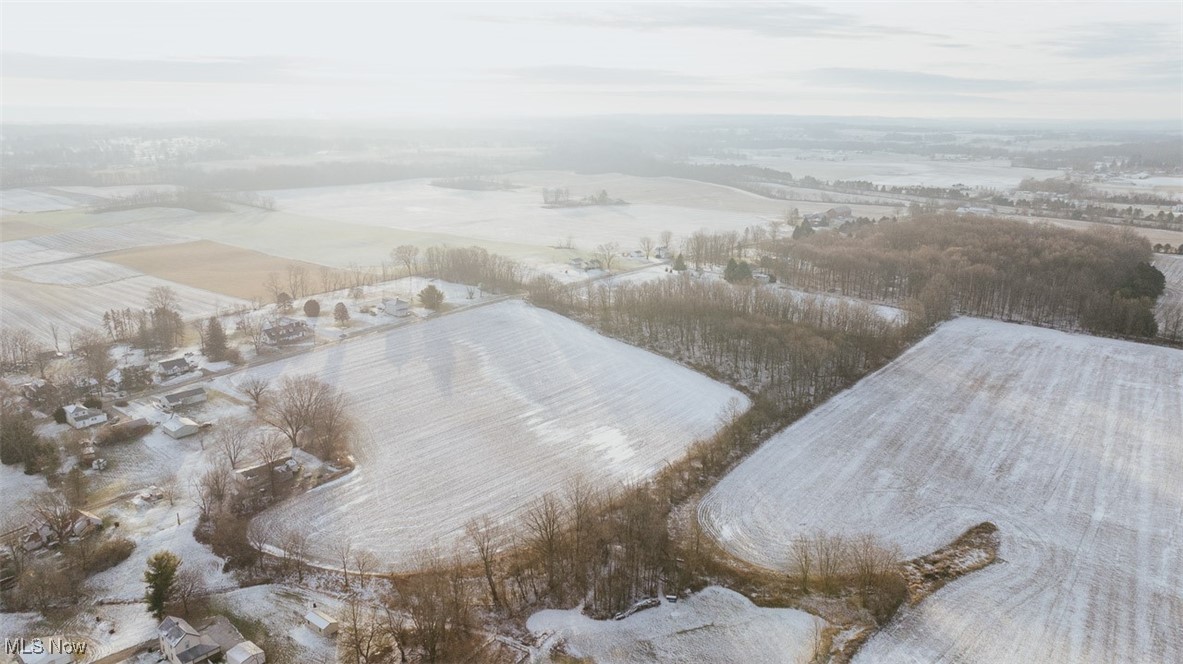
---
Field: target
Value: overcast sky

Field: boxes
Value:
[3,1,1181,123]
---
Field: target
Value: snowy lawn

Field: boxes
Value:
[219,300,747,569]
[698,317,1183,663]
[528,586,823,664]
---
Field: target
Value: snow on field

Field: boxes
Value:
[0,188,81,213]
[23,224,192,257]
[0,458,50,498]
[223,300,747,568]
[266,178,776,252]
[12,258,143,286]
[698,317,1183,663]
[1154,254,1183,324]
[692,150,1066,189]
[0,239,79,269]
[529,586,822,664]
[0,274,250,346]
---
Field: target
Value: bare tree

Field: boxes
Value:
[353,548,378,588]
[213,417,253,468]
[523,493,566,597]
[465,515,503,609]
[337,538,354,591]
[659,230,673,250]
[28,492,75,546]
[239,375,270,409]
[790,535,813,593]
[173,566,206,616]
[594,242,620,273]
[340,596,392,664]
[253,433,290,492]
[287,265,309,298]
[236,315,267,354]
[639,236,654,260]
[263,272,284,304]
[392,245,420,277]
[279,528,309,582]
[190,464,231,519]
[147,285,179,312]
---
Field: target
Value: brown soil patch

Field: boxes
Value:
[0,218,54,241]
[103,239,345,301]
[901,521,1001,604]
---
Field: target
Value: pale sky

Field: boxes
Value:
[2,1,1181,123]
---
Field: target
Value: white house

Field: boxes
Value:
[225,641,266,664]
[63,404,107,429]
[304,609,339,637]
[158,617,220,664]
[162,416,200,439]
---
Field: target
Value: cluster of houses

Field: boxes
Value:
[152,609,337,664]
[158,616,265,664]
[19,509,102,553]
[803,205,854,227]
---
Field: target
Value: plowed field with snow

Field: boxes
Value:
[228,300,747,568]
[699,317,1183,663]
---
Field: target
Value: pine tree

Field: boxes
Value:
[419,285,445,310]
[673,254,687,271]
[205,317,228,361]
[144,550,181,620]
[334,302,350,325]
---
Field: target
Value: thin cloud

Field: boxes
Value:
[495,65,717,87]
[1,52,314,84]
[801,68,1030,94]
[1045,22,1182,59]
[477,2,948,41]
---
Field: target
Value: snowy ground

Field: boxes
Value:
[698,317,1183,663]
[691,150,1066,189]
[1154,254,1183,333]
[209,585,341,664]
[528,586,823,664]
[217,300,747,569]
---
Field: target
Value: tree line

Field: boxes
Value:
[770,214,1166,338]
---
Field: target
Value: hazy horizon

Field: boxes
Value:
[4,1,1181,124]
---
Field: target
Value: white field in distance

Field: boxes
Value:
[698,317,1183,664]
[222,300,748,568]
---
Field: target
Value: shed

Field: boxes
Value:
[225,641,266,664]
[163,416,200,439]
[15,638,74,664]
[304,609,339,637]
[383,298,411,317]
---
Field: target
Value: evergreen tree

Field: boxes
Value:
[419,285,445,310]
[333,302,350,325]
[673,254,687,271]
[144,550,181,620]
[205,316,228,361]
[304,299,321,318]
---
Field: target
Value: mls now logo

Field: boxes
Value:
[4,637,88,656]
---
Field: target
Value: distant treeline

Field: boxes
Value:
[770,215,1165,338]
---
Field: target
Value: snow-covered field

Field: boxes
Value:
[0,188,81,213]
[0,273,250,345]
[210,585,342,664]
[12,258,143,286]
[529,586,823,663]
[699,317,1183,663]
[222,300,747,568]
[692,150,1066,189]
[1155,254,1183,317]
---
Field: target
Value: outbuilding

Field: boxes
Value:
[162,416,200,439]
[304,609,338,637]
[225,641,266,664]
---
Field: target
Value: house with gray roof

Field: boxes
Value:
[158,617,220,664]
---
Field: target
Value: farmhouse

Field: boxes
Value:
[63,404,107,429]
[304,609,339,637]
[157,357,192,378]
[825,205,853,220]
[158,617,220,664]
[162,386,207,409]
[162,416,200,439]
[383,298,412,317]
[262,317,312,345]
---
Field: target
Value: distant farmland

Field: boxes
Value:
[699,318,1183,663]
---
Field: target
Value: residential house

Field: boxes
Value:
[825,205,853,221]
[202,616,263,664]
[21,510,101,551]
[162,416,200,439]
[63,404,107,429]
[262,318,312,346]
[585,258,604,270]
[654,246,671,259]
[158,617,220,664]
[233,456,298,509]
[161,387,207,409]
[157,358,193,378]
[382,298,412,317]
[304,609,339,637]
